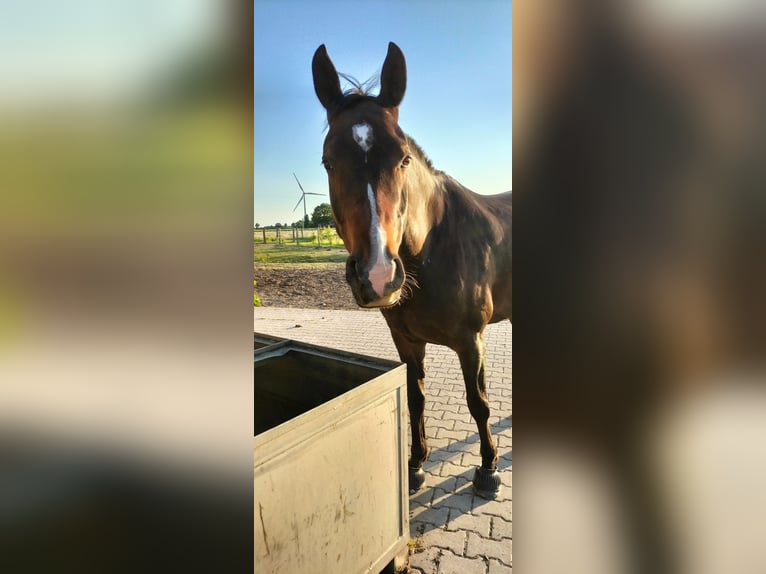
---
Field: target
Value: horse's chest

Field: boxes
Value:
[382,303,454,347]
[418,253,490,302]
[383,261,493,345]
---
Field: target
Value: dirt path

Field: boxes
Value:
[254,263,362,310]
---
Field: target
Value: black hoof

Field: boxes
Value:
[408,466,426,494]
[472,466,502,499]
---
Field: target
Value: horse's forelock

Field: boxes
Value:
[338,72,380,97]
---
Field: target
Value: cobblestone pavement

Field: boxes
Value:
[255,307,512,573]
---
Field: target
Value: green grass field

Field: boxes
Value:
[254,243,347,264]
[254,227,344,247]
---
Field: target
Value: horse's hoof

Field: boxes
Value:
[472,466,502,499]
[408,466,426,494]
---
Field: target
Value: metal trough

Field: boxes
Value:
[254,334,408,574]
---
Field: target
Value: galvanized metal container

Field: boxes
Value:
[254,334,408,574]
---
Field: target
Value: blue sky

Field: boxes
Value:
[254,0,512,227]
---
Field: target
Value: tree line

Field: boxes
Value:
[255,203,333,229]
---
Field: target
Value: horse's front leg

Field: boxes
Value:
[390,333,429,493]
[457,332,502,499]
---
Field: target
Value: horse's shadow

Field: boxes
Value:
[409,416,512,537]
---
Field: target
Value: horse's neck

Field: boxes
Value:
[401,159,446,261]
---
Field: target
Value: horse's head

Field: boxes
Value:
[312,42,411,308]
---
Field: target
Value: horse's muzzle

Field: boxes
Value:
[346,255,405,308]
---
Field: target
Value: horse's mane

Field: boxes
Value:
[338,72,379,97]
[322,72,381,122]
[405,135,438,174]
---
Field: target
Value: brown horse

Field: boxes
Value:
[312,42,511,498]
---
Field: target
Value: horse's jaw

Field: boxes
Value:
[356,290,402,309]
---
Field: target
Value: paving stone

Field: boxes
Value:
[437,428,471,442]
[473,499,512,522]
[444,394,465,406]
[491,517,512,540]
[466,532,512,566]
[429,418,456,431]
[441,417,472,428]
[498,451,512,467]
[439,461,470,479]
[447,440,481,454]
[452,420,480,434]
[423,458,443,474]
[411,521,427,537]
[488,558,513,574]
[408,547,440,574]
[423,470,451,492]
[432,489,474,514]
[496,434,512,449]
[460,453,482,468]
[453,474,473,493]
[437,550,486,574]
[492,417,512,430]
[429,401,462,414]
[425,437,452,451]
[447,513,491,537]
[411,505,450,529]
[410,487,435,508]
[421,528,466,555]
[428,474,459,494]
[428,449,462,463]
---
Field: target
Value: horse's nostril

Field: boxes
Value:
[346,256,362,279]
[392,257,405,289]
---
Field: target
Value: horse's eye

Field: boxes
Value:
[401,155,412,168]
[322,158,334,171]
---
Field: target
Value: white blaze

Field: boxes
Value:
[352,123,374,152]
[366,184,394,297]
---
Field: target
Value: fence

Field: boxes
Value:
[254,226,344,247]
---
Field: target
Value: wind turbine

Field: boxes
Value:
[292,172,325,236]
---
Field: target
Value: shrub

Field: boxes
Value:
[320,226,334,244]
[254,280,261,307]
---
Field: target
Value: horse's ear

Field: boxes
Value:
[312,44,342,112]
[378,42,406,109]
